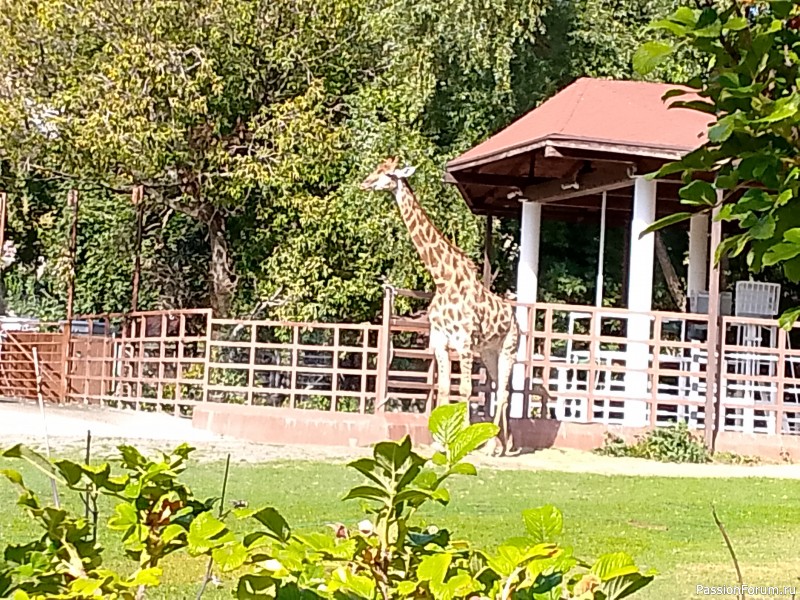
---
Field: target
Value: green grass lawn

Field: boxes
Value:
[2,456,799,599]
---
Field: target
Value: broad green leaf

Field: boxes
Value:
[522,506,563,543]
[374,437,413,471]
[734,189,773,213]
[763,243,800,266]
[433,571,482,600]
[633,41,673,75]
[397,581,418,596]
[448,462,477,476]
[330,566,376,599]
[54,460,83,487]
[343,485,390,504]
[1,469,24,487]
[70,578,102,595]
[349,458,388,487]
[118,445,147,468]
[755,97,799,123]
[2,444,62,484]
[749,214,776,240]
[395,489,432,504]
[414,468,439,490]
[108,502,138,530]
[213,542,249,572]
[672,6,696,25]
[714,234,749,262]
[784,228,800,244]
[252,507,291,542]
[650,19,688,36]
[130,567,162,586]
[777,189,793,206]
[591,552,638,581]
[779,307,800,330]
[429,404,468,446]
[187,511,227,553]
[715,173,738,190]
[640,212,693,237]
[408,528,450,547]
[431,451,448,466]
[725,16,748,31]
[679,180,717,206]
[449,422,498,464]
[431,488,450,505]
[708,116,735,143]
[237,574,277,599]
[529,571,563,594]
[488,544,525,576]
[600,571,656,600]
[161,523,186,544]
[417,553,452,583]
[783,256,800,283]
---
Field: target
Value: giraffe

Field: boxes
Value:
[360,157,519,455]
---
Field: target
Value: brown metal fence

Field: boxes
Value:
[0,327,65,400]
[4,290,800,441]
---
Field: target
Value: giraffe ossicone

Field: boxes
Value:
[361,157,521,456]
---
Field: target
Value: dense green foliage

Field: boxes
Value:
[0,0,696,321]
[596,423,710,463]
[0,406,656,599]
[637,0,800,323]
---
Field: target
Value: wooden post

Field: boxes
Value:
[483,213,493,289]
[0,191,8,315]
[65,190,80,323]
[33,346,60,507]
[704,201,723,451]
[0,191,7,257]
[131,186,145,312]
[374,286,393,411]
[61,190,79,403]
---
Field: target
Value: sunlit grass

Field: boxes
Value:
[2,455,799,599]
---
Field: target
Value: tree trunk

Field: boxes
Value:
[655,231,685,311]
[157,190,237,317]
[207,210,236,317]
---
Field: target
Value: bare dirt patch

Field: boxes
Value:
[5,400,800,478]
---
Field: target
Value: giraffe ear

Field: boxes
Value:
[393,165,416,179]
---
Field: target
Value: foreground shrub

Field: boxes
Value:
[1,404,656,599]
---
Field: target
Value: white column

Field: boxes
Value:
[516,200,542,307]
[595,192,607,309]
[625,178,657,427]
[512,200,542,418]
[687,213,709,301]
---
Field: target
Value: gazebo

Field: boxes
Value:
[445,77,794,450]
[446,77,712,313]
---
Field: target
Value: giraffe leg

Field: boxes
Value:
[495,330,519,456]
[431,331,451,407]
[480,348,501,455]
[458,350,474,427]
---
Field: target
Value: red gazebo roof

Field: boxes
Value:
[448,78,711,171]
[444,77,715,220]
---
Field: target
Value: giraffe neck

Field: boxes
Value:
[393,179,477,289]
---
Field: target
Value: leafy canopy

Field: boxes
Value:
[635,0,800,325]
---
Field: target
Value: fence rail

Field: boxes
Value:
[3,290,800,441]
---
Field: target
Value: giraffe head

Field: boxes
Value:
[360,157,417,192]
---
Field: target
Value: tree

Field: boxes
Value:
[635,0,800,324]
[0,0,545,319]
[0,0,702,322]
